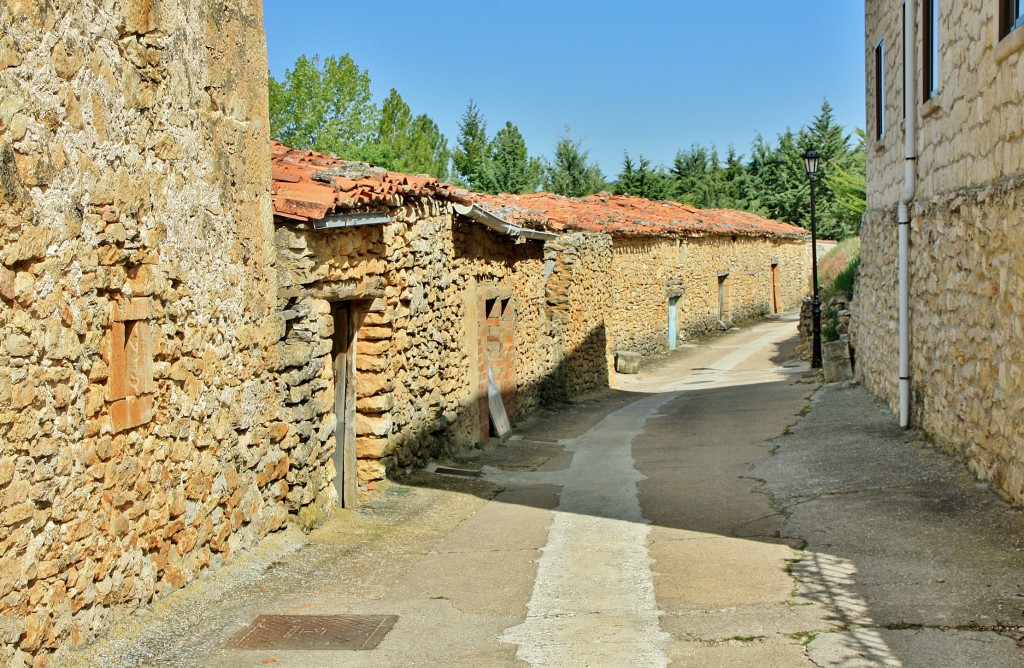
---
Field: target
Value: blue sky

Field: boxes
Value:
[263,1,865,178]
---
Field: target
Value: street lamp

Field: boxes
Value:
[802,148,823,369]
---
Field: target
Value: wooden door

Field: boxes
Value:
[771,263,780,314]
[331,302,357,507]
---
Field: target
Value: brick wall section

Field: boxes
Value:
[855,1,1024,503]
[0,2,280,664]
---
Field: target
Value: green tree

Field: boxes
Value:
[268,53,379,158]
[613,152,671,200]
[405,114,450,180]
[798,99,852,238]
[829,129,867,239]
[670,144,728,208]
[368,89,450,179]
[483,121,542,194]
[452,99,490,189]
[545,133,605,197]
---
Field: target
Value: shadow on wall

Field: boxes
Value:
[379,322,611,480]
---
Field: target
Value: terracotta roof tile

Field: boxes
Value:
[270,141,471,221]
[270,142,809,240]
[473,192,809,239]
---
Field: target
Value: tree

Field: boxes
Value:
[452,99,490,189]
[828,129,867,239]
[484,121,543,194]
[405,115,450,180]
[545,133,606,197]
[671,144,727,208]
[368,89,450,179]
[613,152,671,200]
[268,54,379,158]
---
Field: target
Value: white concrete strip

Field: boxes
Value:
[499,393,676,668]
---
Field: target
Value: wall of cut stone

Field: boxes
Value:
[0,1,277,665]
[853,181,1024,504]
[865,0,1024,206]
[857,1,1024,504]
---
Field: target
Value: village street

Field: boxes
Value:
[63,315,1024,668]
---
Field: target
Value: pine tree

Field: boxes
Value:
[545,133,605,197]
[484,122,542,194]
[614,152,670,200]
[365,90,450,179]
[452,99,490,189]
[405,115,450,180]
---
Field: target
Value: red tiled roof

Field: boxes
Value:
[269,142,809,240]
[270,141,471,221]
[473,192,809,239]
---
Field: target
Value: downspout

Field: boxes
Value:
[898,0,917,428]
[453,202,558,242]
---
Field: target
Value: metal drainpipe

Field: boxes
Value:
[898,0,918,428]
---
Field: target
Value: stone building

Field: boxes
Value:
[268,142,560,513]
[0,2,815,663]
[854,2,1024,502]
[0,2,287,665]
[477,193,811,368]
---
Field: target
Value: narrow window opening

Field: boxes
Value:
[875,40,886,140]
[923,0,940,101]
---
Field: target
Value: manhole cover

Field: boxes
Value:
[225,614,398,650]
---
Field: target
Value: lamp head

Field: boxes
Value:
[802,148,821,178]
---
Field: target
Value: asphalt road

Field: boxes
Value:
[59,314,1024,667]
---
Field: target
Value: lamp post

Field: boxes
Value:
[802,148,823,369]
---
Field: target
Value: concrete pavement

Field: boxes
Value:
[58,314,1024,667]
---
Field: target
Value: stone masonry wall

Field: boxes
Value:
[272,200,553,507]
[272,218,387,516]
[609,235,809,356]
[853,181,1024,504]
[542,232,614,400]
[857,1,1024,503]
[865,0,1024,207]
[607,237,681,357]
[0,2,279,665]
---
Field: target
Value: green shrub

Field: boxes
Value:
[825,255,860,300]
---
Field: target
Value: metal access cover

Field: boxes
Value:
[225,614,398,651]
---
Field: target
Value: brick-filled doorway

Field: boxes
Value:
[478,297,516,438]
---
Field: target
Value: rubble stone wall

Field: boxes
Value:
[542,232,614,400]
[857,1,1024,504]
[0,1,278,664]
[272,202,553,503]
[608,235,809,354]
